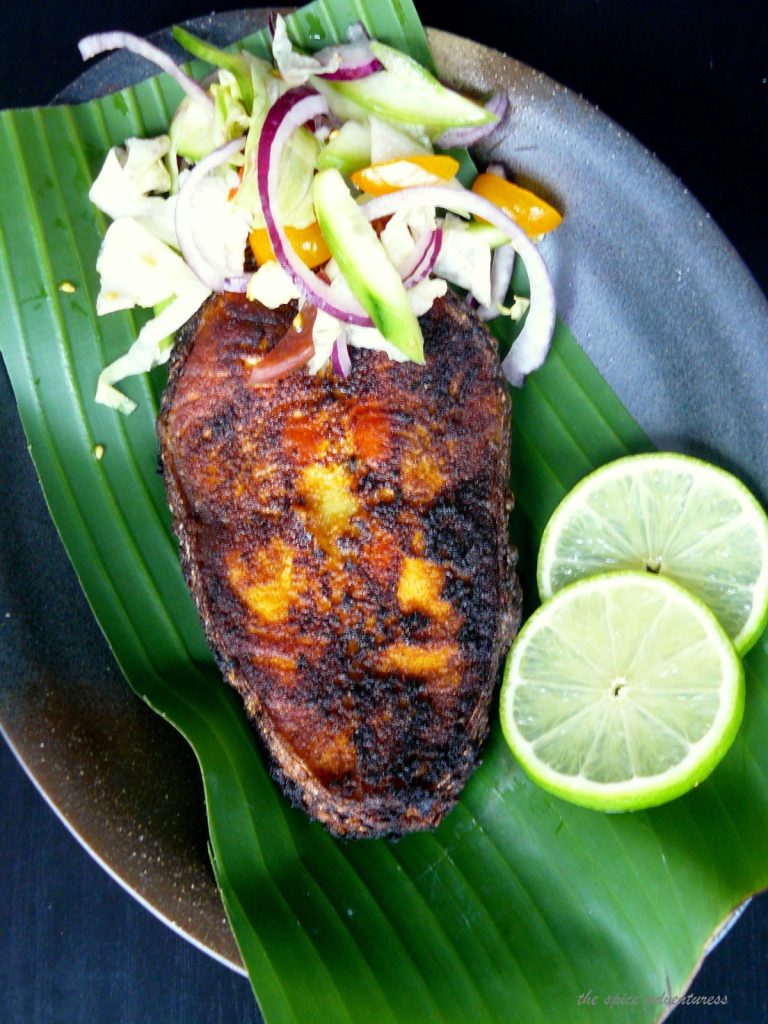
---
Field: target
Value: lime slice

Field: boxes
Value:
[537,452,768,654]
[500,572,744,811]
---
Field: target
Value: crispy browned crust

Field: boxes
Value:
[157,290,521,838]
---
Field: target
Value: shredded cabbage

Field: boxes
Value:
[95,218,201,314]
[89,136,171,221]
[177,167,252,280]
[379,205,436,274]
[246,260,300,308]
[434,213,493,306]
[92,162,251,411]
[271,15,342,86]
[96,285,209,415]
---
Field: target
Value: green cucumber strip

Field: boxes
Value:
[313,167,424,362]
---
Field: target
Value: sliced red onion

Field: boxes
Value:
[315,43,383,80]
[221,273,250,293]
[346,21,370,43]
[477,243,515,320]
[402,227,443,288]
[267,12,278,40]
[257,87,372,326]
[308,113,336,141]
[499,306,552,386]
[395,223,434,281]
[174,136,246,292]
[434,91,509,150]
[488,90,511,122]
[362,186,556,386]
[331,332,352,376]
[78,31,213,108]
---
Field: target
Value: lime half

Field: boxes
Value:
[500,572,744,811]
[537,452,768,654]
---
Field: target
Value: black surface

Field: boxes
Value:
[1,2,766,1023]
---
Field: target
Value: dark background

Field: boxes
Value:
[1,2,766,1022]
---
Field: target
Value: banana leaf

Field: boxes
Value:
[0,2,766,1023]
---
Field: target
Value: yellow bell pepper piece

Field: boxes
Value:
[249,221,331,270]
[351,155,460,197]
[471,172,562,236]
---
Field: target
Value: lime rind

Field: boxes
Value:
[500,572,745,812]
[537,452,768,655]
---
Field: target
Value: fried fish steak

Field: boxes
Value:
[157,289,522,838]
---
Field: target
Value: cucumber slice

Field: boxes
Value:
[312,77,372,125]
[369,116,432,163]
[320,43,493,138]
[312,169,424,364]
[312,78,432,148]
[316,120,371,175]
[466,222,513,250]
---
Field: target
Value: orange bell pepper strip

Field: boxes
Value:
[249,221,331,270]
[470,172,562,237]
[351,155,460,197]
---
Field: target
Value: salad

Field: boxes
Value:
[81,15,561,414]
